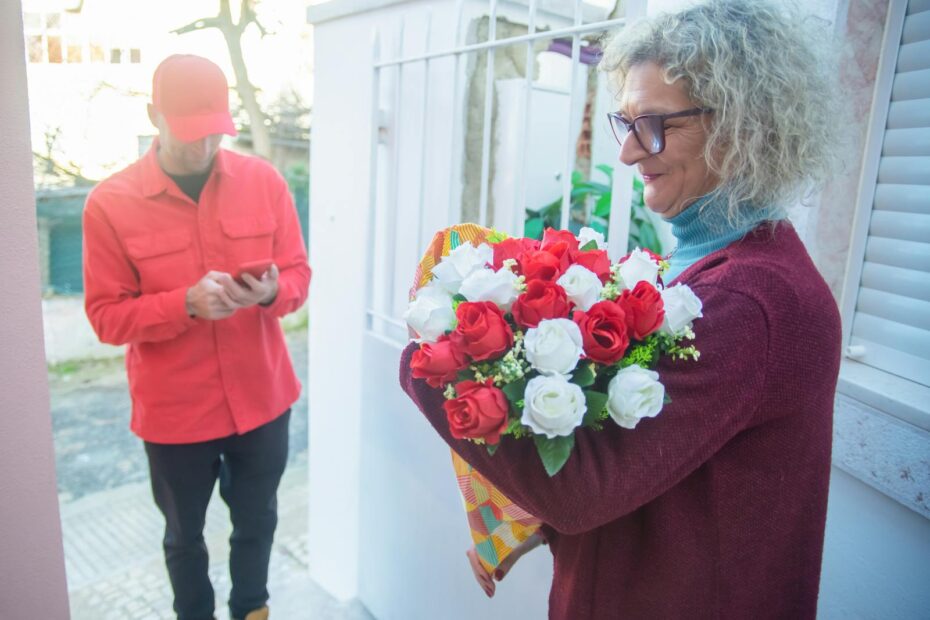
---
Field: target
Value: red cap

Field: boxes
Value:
[152,54,237,143]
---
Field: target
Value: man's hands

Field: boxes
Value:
[185,266,279,320]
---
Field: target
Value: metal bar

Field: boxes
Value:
[560,0,584,231]
[364,327,408,351]
[384,20,406,317]
[446,0,466,226]
[375,17,626,68]
[608,166,633,260]
[477,0,499,227]
[364,29,382,319]
[514,0,539,236]
[415,11,433,255]
[366,309,408,330]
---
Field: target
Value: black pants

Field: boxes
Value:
[145,410,290,620]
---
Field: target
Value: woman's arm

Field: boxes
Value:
[400,284,769,534]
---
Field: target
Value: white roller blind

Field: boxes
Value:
[850,0,930,387]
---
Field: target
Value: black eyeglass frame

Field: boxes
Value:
[607,108,712,155]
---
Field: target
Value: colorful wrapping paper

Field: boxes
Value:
[412,224,542,575]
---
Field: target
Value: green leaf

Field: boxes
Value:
[582,181,611,194]
[582,390,609,426]
[663,394,673,405]
[487,443,499,456]
[571,170,583,185]
[571,363,596,388]
[502,377,527,407]
[595,163,614,181]
[524,217,545,240]
[579,240,599,252]
[452,293,467,304]
[534,434,575,477]
[594,193,612,218]
[486,229,509,244]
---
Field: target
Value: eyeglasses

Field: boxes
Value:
[607,108,712,155]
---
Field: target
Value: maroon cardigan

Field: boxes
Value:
[400,223,841,619]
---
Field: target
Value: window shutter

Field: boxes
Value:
[849,0,930,388]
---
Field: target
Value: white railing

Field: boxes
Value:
[365,0,633,346]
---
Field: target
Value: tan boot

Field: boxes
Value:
[238,606,269,620]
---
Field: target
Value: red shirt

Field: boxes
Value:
[401,223,841,619]
[83,144,311,444]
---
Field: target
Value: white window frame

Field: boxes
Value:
[839,0,929,430]
[835,0,929,519]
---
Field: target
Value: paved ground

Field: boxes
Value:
[50,321,372,620]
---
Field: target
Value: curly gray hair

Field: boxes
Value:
[600,0,842,224]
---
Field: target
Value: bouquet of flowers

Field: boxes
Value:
[405,224,703,477]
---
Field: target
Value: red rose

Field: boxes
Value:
[617,281,665,341]
[443,379,510,444]
[573,300,630,365]
[540,229,576,272]
[492,237,540,270]
[450,301,514,361]
[541,228,580,253]
[570,248,611,283]
[518,250,564,282]
[512,280,572,328]
[410,336,468,388]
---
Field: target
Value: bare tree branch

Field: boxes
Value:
[171,16,225,35]
[171,0,273,158]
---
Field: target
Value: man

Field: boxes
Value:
[83,54,311,620]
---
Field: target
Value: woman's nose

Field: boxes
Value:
[618,131,648,166]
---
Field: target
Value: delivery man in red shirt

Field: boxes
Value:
[82,54,311,620]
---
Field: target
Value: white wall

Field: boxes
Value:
[820,468,930,619]
[0,1,71,617]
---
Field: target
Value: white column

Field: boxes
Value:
[0,1,71,617]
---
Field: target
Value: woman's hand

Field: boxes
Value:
[466,532,546,598]
[466,547,496,597]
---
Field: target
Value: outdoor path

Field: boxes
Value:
[49,322,372,619]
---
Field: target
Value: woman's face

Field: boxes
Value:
[616,62,719,218]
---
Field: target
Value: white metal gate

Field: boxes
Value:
[307,1,643,616]
[364,0,636,347]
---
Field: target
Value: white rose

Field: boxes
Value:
[459,267,520,310]
[524,318,584,375]
[618,248,660,290]
[431,242,494,294]
[521,374,587,438]
[402,284,455,343]
[557,265,603,311]
[607,365,665,429]
[660,283,703,336]
[577,226,606,250]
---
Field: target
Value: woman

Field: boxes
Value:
[401,0,842,617]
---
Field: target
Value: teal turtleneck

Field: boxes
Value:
[664,193,781,282]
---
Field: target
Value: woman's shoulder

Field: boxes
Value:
[684,221,840,337]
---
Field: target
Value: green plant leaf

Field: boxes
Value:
[571,363,596,387]
[579,240,599,252]
[524,217,545,240]
[452,293,467,304]
[582,390,609,426]
[534,434,575,477]
[502,377,527,407]
[595,163,614,181]
[487,443,499,456]
[594,193,612,218]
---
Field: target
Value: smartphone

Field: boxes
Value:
[235,259,273,284]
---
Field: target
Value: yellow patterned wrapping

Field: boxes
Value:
[412,223,542,575]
